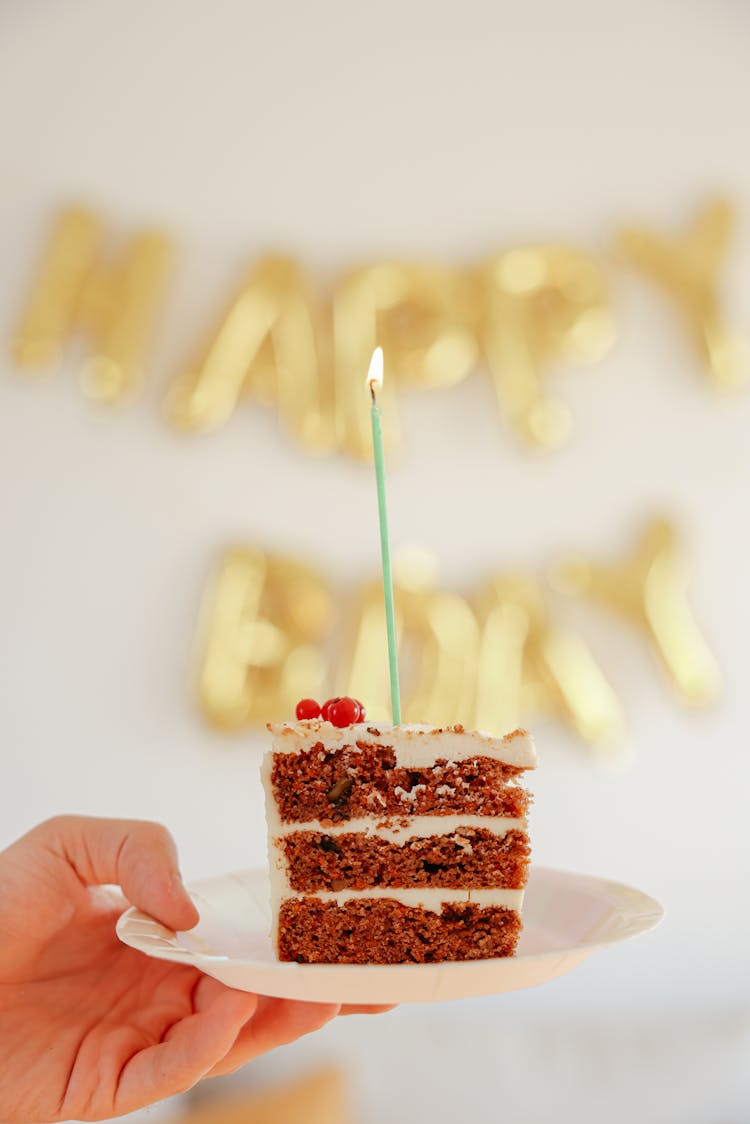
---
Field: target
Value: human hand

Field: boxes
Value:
[0,816,391,1122]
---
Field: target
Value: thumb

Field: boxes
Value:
[36,815,200,931]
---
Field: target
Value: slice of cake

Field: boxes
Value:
[261,702,537,964]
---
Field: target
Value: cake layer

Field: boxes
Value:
[277,898,522,963]
[269,720,536,770]
[268,744,529,824]
[280,827,530,891]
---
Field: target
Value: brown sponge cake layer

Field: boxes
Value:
[278,898,522,963]
[270,743,529,824]
[280,828,530,891]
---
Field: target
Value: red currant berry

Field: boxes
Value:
[328,696,361,727]
[321,697,341,722]
[295,698,321,721]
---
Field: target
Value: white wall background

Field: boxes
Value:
[1,2,749,1120]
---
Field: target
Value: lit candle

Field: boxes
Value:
[367,347,402,725]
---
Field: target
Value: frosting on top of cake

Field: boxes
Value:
[267,720,537,770]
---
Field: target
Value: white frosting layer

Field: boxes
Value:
[279,886,524,913]
[268,720,537,769]
[271,814,526,844]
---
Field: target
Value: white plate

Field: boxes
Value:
[116,866,663,1004]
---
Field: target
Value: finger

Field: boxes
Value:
[114,988,259,1115]
[338,1004,397,1016]
[38,815,199,931]
[205,997,341,1078]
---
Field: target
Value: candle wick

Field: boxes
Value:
[369,380,378,404]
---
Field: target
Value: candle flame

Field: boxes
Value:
[367,346,384,392]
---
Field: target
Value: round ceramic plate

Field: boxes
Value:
[116,866,663,1004]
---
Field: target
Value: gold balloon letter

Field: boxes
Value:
[333,264,479,458]
[168,257,334,451]
[480,246,617,447]
[345,550,480,726]
[473,575,623,748]
[12,205,174,402]
[196,548,334,729]
[616,199,747,390]
[552,519,720,705]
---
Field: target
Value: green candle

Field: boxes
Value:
[368,347,402,725]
